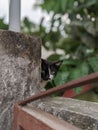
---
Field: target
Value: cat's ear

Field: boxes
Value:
[55,60,63,68]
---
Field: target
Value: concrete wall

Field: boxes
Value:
[35,97,98,130]
[0,30,41,130]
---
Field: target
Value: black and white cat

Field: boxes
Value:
[41,59,62,88]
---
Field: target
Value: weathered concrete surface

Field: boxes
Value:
[0,29,41,130]
[34,97,98,130]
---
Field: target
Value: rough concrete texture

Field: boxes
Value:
[0,29,41,130]
[34,97,98,130]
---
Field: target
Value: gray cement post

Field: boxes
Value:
[0,30,41,130]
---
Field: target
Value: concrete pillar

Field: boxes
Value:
[0,30,41,130]
[35,97,98,130]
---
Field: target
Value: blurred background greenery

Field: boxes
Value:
[0,0,98,101]
[23,0,98,60]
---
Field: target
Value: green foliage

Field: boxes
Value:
[45,56,98,95]
[21,17,41,35]
[0,18,8,30]
[47,53,62,61]
[54,59,89,86]
[87,57,98,72]
[33,0,97,59]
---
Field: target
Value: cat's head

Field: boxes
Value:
[41,59,62,81]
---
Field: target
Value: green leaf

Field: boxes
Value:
[66,0,74,12]
[60,0,67,12]
[74,86,83,94]
[75,0,96,11]
[80,33,95,48]
[83,21,96,36]
[87,57,98,72]
[95,17,98,33]
[53,59,78,86]
[47,53,62,61]
[54,70,69,86]
[69,61,89,80]
[0,18,8,30]
[69,61,89,94]
[84,0,96,7]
